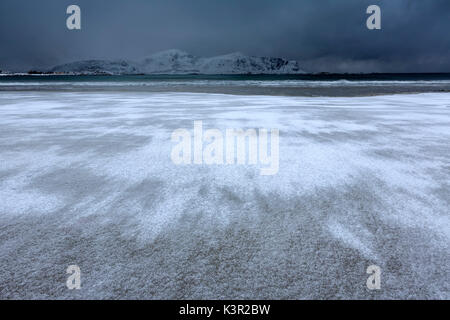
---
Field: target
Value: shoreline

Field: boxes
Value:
[1,85,450,97]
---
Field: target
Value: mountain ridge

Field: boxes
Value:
[51,49,305,75]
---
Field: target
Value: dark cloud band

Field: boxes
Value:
[1,0,449,72]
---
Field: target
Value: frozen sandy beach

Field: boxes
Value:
[0,91,449,299]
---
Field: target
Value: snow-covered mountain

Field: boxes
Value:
[51,59,140,75]
[51,49,305,75]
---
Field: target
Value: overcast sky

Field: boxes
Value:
[1,0,449,72]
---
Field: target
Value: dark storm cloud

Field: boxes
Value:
[1,0,449,72]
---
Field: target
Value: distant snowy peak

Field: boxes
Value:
[139,49,200,74]
[51,59,140,75]
[52,50,305,75]
[199,52,303,74]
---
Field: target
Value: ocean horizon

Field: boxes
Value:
[2,73,450,97]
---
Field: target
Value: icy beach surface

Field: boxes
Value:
[0,92,449,299]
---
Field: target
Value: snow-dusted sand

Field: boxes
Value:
[0,92,449,299]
